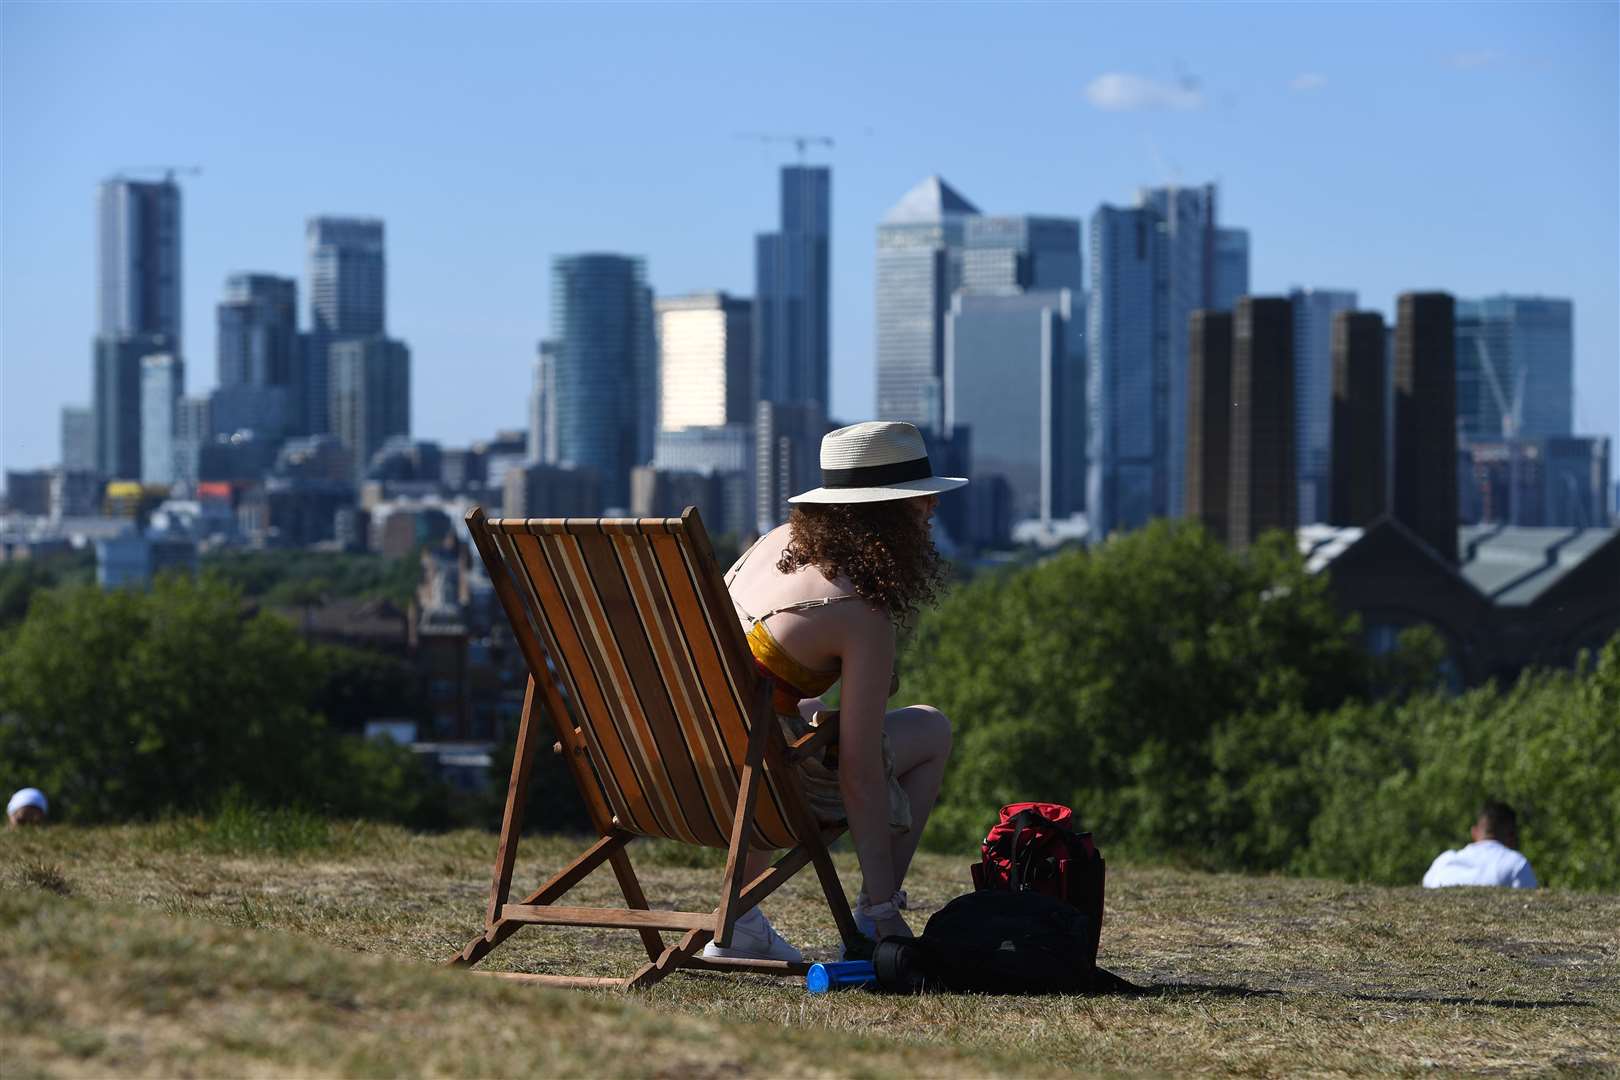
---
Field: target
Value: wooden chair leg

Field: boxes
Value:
[627,929,713,991]
[607,846,665,962]
[448,832,628,968]
[714,683,773,948]
[804,830,862,953]
[483,677,547,929]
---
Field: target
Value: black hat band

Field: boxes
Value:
[820,455,933,489]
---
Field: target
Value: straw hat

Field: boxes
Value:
[788,421,968,505]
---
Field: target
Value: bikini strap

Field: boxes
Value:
[724,534,769,587]
[743,594,862,627]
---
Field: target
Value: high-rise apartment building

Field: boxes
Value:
[550,254,656,509]
[173,396,212,490]
[657,292,753,431]
[1290,288,1359,523]
[60,406,95,473]
[98,177,182,343]
[1454,296,1573,440]
[946,289,1081,525]
[1087,184,1247,538]
[328,336,410,486]
[1228,298,1296,548]
[140,354,184,486]
[94,332,173,480]
[1212,229,1249,310]
[94,175,184,484]
[214,273,298,443]
[755,166,830,412]
[529,340,558,465]
[305,218,386,435]
[218,274,298,388]
[1186,310,1234,542]
[1330,311,1388,527]
[875,176,980,430]
[1393,292,1458,562]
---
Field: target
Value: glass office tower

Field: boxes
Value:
[1213,228,1250,310]
[1087,206,1157,538]
[875,176,980,431]
[305,218,386,435]
[1455,296,1573,440]
[550,254,656,509]
[1086,184,1246,538]
[946,289,1081,526]
[755,166,830,413]
[98,177,182,344]
[1291,287,1358,524]
[961,215,1083,294]
[139,353,184,486]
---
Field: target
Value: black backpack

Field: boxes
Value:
[873,888,1100,994]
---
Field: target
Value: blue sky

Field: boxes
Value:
[3,1,1616,473]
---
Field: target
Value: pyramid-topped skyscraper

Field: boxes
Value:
[875,176,980,429]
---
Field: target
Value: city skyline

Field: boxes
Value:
[3,2,1616,474]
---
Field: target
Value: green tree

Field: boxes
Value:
[0,576,441,824]
[901,521,1369,857]
[1298,636,1620,890]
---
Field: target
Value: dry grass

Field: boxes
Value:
[3,822,1617,1078]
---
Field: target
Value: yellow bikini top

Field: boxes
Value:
[726,537,859,716]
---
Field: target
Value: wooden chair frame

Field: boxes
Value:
[446,508,863,990]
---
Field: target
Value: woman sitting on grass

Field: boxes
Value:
[703,421,964,964]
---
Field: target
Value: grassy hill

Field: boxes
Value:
[4,820,1617,1077]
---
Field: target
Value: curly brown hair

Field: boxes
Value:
[776,499,946,625]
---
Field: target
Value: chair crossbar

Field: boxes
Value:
[498,905,715,931]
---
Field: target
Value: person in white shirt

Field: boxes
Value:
[7,788,48,828]
[1422,801,1538,889]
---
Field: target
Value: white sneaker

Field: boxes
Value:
[701,908,803,963]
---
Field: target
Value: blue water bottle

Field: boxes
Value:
[805,960,876,993]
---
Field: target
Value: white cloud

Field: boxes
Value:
[1290,72,1328,92]
[1449,50,1503,69]
[1085,73,1204,112]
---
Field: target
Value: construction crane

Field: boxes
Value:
[735,133,834,162]
[112,166,203,183]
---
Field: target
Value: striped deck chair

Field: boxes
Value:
[447,507,863,989]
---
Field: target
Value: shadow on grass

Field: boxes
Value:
[1347,991,1596,1010]
[1131,981,1283,999]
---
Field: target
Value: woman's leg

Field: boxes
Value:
[881,704,953,892]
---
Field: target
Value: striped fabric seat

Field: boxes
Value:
[482,513,804,851]
[448,506,861,990]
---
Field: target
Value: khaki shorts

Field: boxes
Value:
[777,712,912,834]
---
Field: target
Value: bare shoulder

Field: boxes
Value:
[830,595,895,644]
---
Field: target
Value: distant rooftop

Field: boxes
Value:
[1457,525,1618,606]
[1296,524,1366,574]
[882,175,980,225]
[1300,521,1618,606]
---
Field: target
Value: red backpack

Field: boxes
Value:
[971,802,1106,961]
[869,802,1135,995]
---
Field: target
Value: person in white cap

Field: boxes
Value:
[703,420,967,964]
[7,788,48,828]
